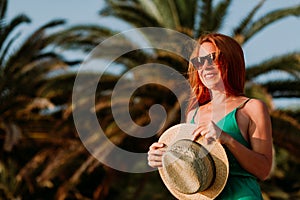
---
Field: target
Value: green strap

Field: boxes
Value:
[191,107,199,124]
[191,98,250,124]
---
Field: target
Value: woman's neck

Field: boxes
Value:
[209,90,227,105]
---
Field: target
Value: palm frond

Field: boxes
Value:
[198,0,213,32]
[0,31,20,66]
[245,83,273,109]
[37,72,76,103]
[243,4,300,43]
[4,20,65,74]
[233,0,265,44]
[263,80,300,98]
[0,14,31,50]
[167,0,181,27]
[137,0,164,22]
[0,0,7,19]
[44,25,116,52]
[246,52,300,80]
[271,111,300,159]
[211,0,231,32]
[171,0,198,29]
[100,1,161,28]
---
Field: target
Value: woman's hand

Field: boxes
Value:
[147,142,166,168]
[192,121,231,144]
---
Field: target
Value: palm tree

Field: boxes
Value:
[44,0,300,198]
[90,0,300,199]
[1,0,299,199]
[0,0,143,199]
[43,0,300,198]
[0,0,87,199]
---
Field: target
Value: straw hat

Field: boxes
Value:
[158,123,229,200]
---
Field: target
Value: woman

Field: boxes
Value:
[147,33,273,199]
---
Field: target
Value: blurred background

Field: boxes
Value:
[1,0,300,199]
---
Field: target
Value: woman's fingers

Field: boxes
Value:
[149,142,165,150]
[147,152,165,168]
[147,142,166,168]
[193,121,222,142]
[148,160,163,168]
[148,148,166,157]
[192,122,208,140]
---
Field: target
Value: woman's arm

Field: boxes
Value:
[192,99,273,180]
[223,99,273,180]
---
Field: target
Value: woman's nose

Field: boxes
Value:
[202,62,215,70]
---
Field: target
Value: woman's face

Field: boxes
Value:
[196,42,222,90]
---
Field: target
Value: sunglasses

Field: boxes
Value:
[190,52,216,70]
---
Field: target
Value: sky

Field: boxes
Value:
[6,0,300,107]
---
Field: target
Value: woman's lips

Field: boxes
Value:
[204,72,217,79]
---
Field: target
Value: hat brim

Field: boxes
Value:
[158,123,229,200]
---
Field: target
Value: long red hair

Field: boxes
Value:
[187,33,246,112]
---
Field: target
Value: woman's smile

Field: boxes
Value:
[204,72,218,79]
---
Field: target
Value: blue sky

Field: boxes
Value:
[6,0,300,107]
[7,0,300,65]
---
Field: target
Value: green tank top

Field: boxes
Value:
[191,99,263,199]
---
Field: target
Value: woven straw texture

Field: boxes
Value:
[158,123,229,200]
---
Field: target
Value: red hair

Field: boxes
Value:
[187,33,246,112]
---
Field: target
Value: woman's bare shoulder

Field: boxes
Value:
[244,98,269,116]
